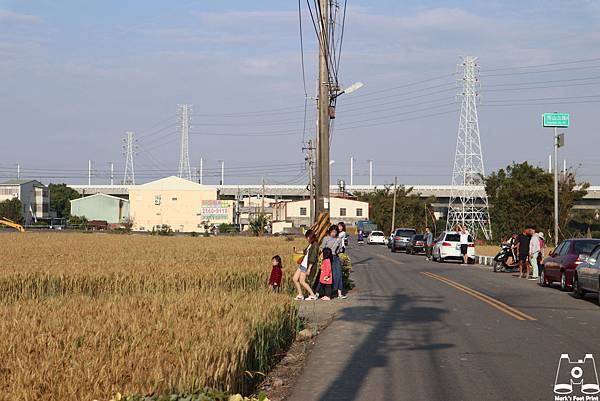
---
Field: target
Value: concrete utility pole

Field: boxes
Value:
[88,160,92,185]
[368,160,373,187]
[315,0,331,217]
[391,176,397,235]
[350,156,354,186]
[109,162,114,185]
[16,164,20,180]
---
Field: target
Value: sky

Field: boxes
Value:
[1,0,600,186]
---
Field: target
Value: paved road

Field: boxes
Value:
[287,243,600,401]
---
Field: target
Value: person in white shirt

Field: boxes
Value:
[459,226,470,265]
[529,227,541,280]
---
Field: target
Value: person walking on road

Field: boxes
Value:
[529,227,541,280]
[424,226,434,261]
[517,227,532,279]
[459,225,470,265]
[293,230,318,301]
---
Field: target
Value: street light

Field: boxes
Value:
[334,82,364,99]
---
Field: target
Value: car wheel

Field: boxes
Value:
[573,274,584,298]
[560,271,568,291]
[538,268,547,287]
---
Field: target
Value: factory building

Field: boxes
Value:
[0,179,50,225]
[70,193,130,225]
[129,176,233,233]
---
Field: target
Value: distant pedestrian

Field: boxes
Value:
[517,227,532,279]
[292,230,318,300]
[269,255,283,292]
[319,247,334,300]
[459,225,470,265]
[529,227,541,280]
[424,226,434,261]
[337,222,347,252]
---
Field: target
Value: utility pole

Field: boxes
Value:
[350,156,354,186]
[109,162,114,185]
[303,139,316,224]
[200,158,204,185]
[261,176,265,215]
[548,154,552,173]
[315,0,331,217]
[391,176,397,235]
[16,164,20,180]
[88,160,92,185]
[220,160,225,185]
[368,160,373,187]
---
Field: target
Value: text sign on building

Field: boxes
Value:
[543,113,570,128]
[201,200,229,220]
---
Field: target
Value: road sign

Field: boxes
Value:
[543,113,570,128]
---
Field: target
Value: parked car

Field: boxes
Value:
[367,231,387,245]
[406,234,425,255]
[573,244,600,304]
[432,231,475,263]
[541,238,600,291]
[390,228,417,253]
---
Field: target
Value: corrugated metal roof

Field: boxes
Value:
[0,179,43,186]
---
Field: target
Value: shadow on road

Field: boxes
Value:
[315,292,453,401]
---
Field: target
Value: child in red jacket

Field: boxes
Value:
[269,255,283,292]
[320,248,333,300]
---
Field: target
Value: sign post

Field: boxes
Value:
[542,113,569,246]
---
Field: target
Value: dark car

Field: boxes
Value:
[541,238,600,291]
[390,228,417,253]
[573,244,600,304]
[406,234,425,255]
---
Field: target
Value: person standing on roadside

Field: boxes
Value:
[292,230,318,300]
[517,227,531,279]
[529,227,541,280]
[424,226,434,261]
[320,225,346,299]
[459,225,470,265]
[337,222,347,252]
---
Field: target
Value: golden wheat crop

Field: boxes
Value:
[0,233,302,401]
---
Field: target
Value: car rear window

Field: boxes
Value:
[372,231,384,236]
[445,234,460,242]
[395,230,416,237]
[573,240,600,255]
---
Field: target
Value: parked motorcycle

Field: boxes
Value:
[493,244,520,272]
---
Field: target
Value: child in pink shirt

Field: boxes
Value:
[320,247,333,300]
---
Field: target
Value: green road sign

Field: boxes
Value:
[543,113,570,128]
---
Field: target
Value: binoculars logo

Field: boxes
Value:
[554,354,600,395]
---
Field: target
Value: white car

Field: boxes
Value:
[432,231,475,263]
[368,231,387,245]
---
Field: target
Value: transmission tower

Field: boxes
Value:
[122,131,136,185]
[177,104,192,180]
[446,56,492,240]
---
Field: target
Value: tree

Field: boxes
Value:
[484,162,588,243]
[249,213,269,236]
[357,186,436,235]
[0,198,24,224]
[49,183,80,218]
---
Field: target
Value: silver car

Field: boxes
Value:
[574,244,600,305]
[390,228,417,253]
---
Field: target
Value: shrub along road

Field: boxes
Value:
[287,243,600,401]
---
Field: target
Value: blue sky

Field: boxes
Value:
[1,0,600,185]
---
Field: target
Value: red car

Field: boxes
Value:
[540,238,600,291]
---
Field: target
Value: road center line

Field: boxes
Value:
[421,272,537,321]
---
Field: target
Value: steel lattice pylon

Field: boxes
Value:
[177,104,192,181]
[446,57,492,240]
[122,131,136,185]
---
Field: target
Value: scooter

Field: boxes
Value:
[493,244,520,272]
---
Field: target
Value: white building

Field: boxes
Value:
[272,197,369,231]
[0,179,50,225]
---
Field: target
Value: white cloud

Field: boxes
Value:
[0,9,40,24]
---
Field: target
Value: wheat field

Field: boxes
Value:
[0,233,302,401]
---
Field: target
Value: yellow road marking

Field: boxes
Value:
[421,272,536,321]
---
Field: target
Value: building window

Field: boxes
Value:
[356,208,363,217]
[172,197,177,201]
[300,207,307,216]
[154,195,161,205]
[340,208,347,217]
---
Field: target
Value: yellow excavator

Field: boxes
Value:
[0,218,25,233]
